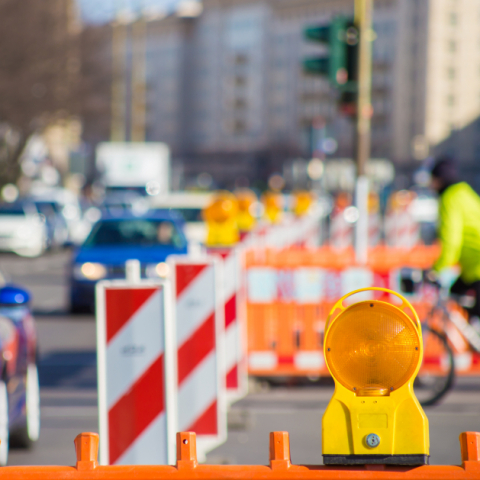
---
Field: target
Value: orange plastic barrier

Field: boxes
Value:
[244,245,480,377]
[2,431,479,478]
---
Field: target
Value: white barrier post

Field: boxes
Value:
[167,255,227,461]
[96,275,177,465]
[125,259,141,283]
[206,247,248,404]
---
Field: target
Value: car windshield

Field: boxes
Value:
[0,204,26,216]
[84,219,185,248]
[34,201,58,217]
[176,208,203,222]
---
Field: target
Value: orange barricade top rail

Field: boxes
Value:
[2,431,480,480]
[244,245,441,271]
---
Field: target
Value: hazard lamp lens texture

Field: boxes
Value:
[326,302,420,394]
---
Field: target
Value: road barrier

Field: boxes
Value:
[167,255,227,460]
[2,430,479,477]
[95,263,177,465]
[243,245,480,378]
[330,205,353,250]
[207,247,248,404]
[385,191,420,249]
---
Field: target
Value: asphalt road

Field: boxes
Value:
[0,250,479,467]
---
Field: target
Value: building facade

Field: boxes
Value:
[106,0,480,187]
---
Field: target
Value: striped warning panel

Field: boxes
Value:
[169,255,227,460]
[96,281,176,466]
[207,247,248,403]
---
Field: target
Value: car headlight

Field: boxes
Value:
[74,262,107,281]
[145,262,169,278]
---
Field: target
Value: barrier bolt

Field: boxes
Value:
[176,432,198,469]
[269,431,291,470]
[460,432,480,466]
[74,432,99,471]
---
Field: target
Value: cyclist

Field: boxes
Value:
[428,157,480,328]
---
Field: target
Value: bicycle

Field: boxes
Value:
[401,268,480,406]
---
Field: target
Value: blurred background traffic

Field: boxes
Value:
[0,0,479,469]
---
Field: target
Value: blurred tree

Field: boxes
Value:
[0,0,81,185]
[78,24,112,156]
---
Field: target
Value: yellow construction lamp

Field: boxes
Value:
[292,190,315,217]
[322,287,429,466]
[203,191,239,246]
[390,190,416,212]
[235,189,257,232]
[368,191,380,215]
[261,191,283,224]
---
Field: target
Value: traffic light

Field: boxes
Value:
[322,288,429,465]
[303,16,359,92]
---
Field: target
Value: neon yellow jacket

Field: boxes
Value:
[433,182,480,283]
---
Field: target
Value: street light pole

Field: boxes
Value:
[354,0,373,264]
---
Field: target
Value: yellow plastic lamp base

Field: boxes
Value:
[322,287,429,465]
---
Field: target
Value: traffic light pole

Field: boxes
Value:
[354,0,373,264]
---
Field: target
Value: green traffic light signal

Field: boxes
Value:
[302,16,358,91]
[303,58,329,76]
[304,25,330,43]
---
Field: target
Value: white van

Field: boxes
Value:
[149,192,213,244]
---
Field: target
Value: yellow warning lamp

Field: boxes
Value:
[261,191,283,224]
[322,288,429,466]
[235,189,257,232]
[390,190,416,212]
[292,190,314,217]
[368,191,380,215]
[203,191,240,246]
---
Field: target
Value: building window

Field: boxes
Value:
[449,12,458,25]
[447,95,455,106]
[448,40,456,52]
[235,76,247,87]
[233,119,246,133]
[448,67,455,79]
[235,53,248,65]
[234,98,247,109]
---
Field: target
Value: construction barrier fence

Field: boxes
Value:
[244,245,480,377]
[2,430,479,479]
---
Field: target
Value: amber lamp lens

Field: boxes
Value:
[325,301,421,394]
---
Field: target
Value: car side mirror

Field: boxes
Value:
[0,285,31,305]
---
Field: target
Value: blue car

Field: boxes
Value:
[0,285,40,465]
[70,210,188,312]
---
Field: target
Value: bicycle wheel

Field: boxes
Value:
[414,324,455,406]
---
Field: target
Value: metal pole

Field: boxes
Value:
[354,0,373,264]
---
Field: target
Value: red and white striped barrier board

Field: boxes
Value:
[96,279,176,466]
[168,255,227,460]
[368,212,381,247]
[385,210,420,249]
[207,247,248,404]
[330,208,353,250]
